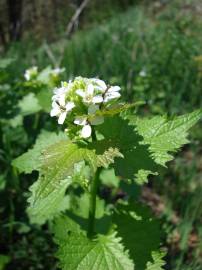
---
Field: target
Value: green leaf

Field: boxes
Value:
[13,130,101,224]
[54,223,134,270]
[100,168,120,188]
[70,161,91,188]
[132,109,202,166]
[18,93,42,116]
[64,193,111,235]
[27,139,97,224]
[113,202,164,270]
[12,131,67,173]
[97,147,124,168]
[95,110,201,184]
[146,251,166,270]
[53,202,165,270]
[71,193,105,219]
[93,116,158,185]
[36,88,52,113]
[0,175,6,191]
[52,215,81,242]
[135,170,158,185]
[96,102,143,117]
[0,255,10,270]
[37,66,52,84]
[0,57,15,69]
[7,115,23,128]
[83,102,143,123]
[27,178,71,224]
[36,141,97,197]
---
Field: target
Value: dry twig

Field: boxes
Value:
[66,0,90,37]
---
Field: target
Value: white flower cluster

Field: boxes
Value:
[24,66,65,81]
[50,77,121,138]
[24,66,38,81]
[51,67,65,77]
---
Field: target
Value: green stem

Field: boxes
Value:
[91,127,96,141]
[87,167,101,238]
[87,127,100,238]
[33,113,39,130]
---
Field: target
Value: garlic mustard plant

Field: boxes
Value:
[13,75,202,270]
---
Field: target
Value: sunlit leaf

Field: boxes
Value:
[53,216,134,270]
[130,109,202,166]
[27,139,97,224]
[18,93,41,116]
[12,131,67,173]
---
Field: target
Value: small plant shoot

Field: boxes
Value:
[13,76,202,270]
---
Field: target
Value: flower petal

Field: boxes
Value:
[52,94,58,101]
[104,92,121,102]
[90,116,104,125]
[58,112,67,124]
[87,84,94,95]
[58,94,66,107]
[24,72,30,81]
[54,86,67,95]
[52,67,65,75]
[76,89,85,98]
[51,101,58,107]
[94,79,107,92]
[66,102,75,112]
[50,107,60,117]
[108,86,121,92]
[81,124,92,138]
[110,92,121,98]
[92,95,103,104]
[74,116,87,126]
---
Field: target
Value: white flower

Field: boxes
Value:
[50,101,75,125]
[74,116,92,138]
[53,82,71,95]
[139,70,147,77]
[50,77,121,137]
[52,82,72,104]
[76,84,103,104]
[91,79,121,102]
[103,86,121,102]
[81,124,92,138]
[24,73,30,81]
[52,90,66,105]
[74,105,104,138]
[92,79,107,92]
[51,67,65,76]
[24,66,38,81]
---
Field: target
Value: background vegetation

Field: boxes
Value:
[0,0,202,269]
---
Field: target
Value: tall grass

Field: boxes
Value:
[59,5,202,114]
[5,3,202,114]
